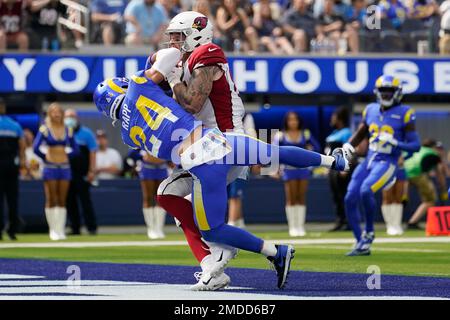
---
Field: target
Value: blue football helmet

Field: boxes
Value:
[374,75,403,108]
[93,77,129,121]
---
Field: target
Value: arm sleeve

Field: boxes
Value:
[33,130,46,160]
[397,130,421,152]
[144,54,154,70]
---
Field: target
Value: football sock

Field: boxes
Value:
[201,223,263,254]
[157,195,210,262]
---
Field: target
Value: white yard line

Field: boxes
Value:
[0,237,449,249]
[298,245,448,253]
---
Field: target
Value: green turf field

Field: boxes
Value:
[1,228,449,278]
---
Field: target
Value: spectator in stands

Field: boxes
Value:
[23,128,43,180]
[349,0,368,27]
[70,0,93,48]
[0,98,25,241]
[216,0,259,52]
[282,0,316,52]
[439,0,450,54]
[345,0,367,52]
[27,0,65,50]
[377,0,409,29]
[273,112,321,237]
[408,0,438,26]
[95,130,122,180]
[124,0,168,47]
[0,0,29,51]
[316,0,345,44]
[159,0,181,19]
[334,0,354,22]
[253,0,281,21]
[252,0,295,54]
[90,0,128,45]
[64,109,98,236]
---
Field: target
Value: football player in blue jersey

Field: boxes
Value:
[93,47,350,289]
[343,75,421,256]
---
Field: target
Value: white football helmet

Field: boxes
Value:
[165,11,213,52]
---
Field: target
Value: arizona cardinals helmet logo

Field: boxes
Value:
[192,16,208,31]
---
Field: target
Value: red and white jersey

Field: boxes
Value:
[182,43,245,133]
[0,0,26,35]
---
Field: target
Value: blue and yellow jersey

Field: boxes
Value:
[119,70,199,161]
[363,102,416,163]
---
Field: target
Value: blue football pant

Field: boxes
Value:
[189,131,324,254]
[344,159,397,241]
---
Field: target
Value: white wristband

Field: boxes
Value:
[342,142,355,157]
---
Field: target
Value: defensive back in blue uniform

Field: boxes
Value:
[119,70,199,161]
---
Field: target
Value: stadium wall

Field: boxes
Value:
[18,178,448,229]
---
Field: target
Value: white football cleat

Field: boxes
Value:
[204,243,238,277]
[190,272,231,291]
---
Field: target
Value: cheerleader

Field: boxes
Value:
[129,149,168,239]
[33,103,79,240]
[273,112,320,237]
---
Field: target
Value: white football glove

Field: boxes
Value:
[342,142,355,159]
[166,66,183,90]
[152,47,181,77]
[377,132,398,147]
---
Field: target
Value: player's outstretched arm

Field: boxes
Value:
[170,66,218,114]
[343,122,368,157]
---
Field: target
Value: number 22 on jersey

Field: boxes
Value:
[368,123,395,154]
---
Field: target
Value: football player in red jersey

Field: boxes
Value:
[0,0,29,51]
[153,11,248,291]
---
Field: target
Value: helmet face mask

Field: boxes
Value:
[374,75,403,108]
[377,87,396,107]
[164,31,187,51]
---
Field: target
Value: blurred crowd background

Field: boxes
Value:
[1,0,450,54]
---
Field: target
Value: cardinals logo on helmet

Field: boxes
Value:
[192,16,208,31]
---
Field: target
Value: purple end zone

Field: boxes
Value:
[0,258,449,298]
